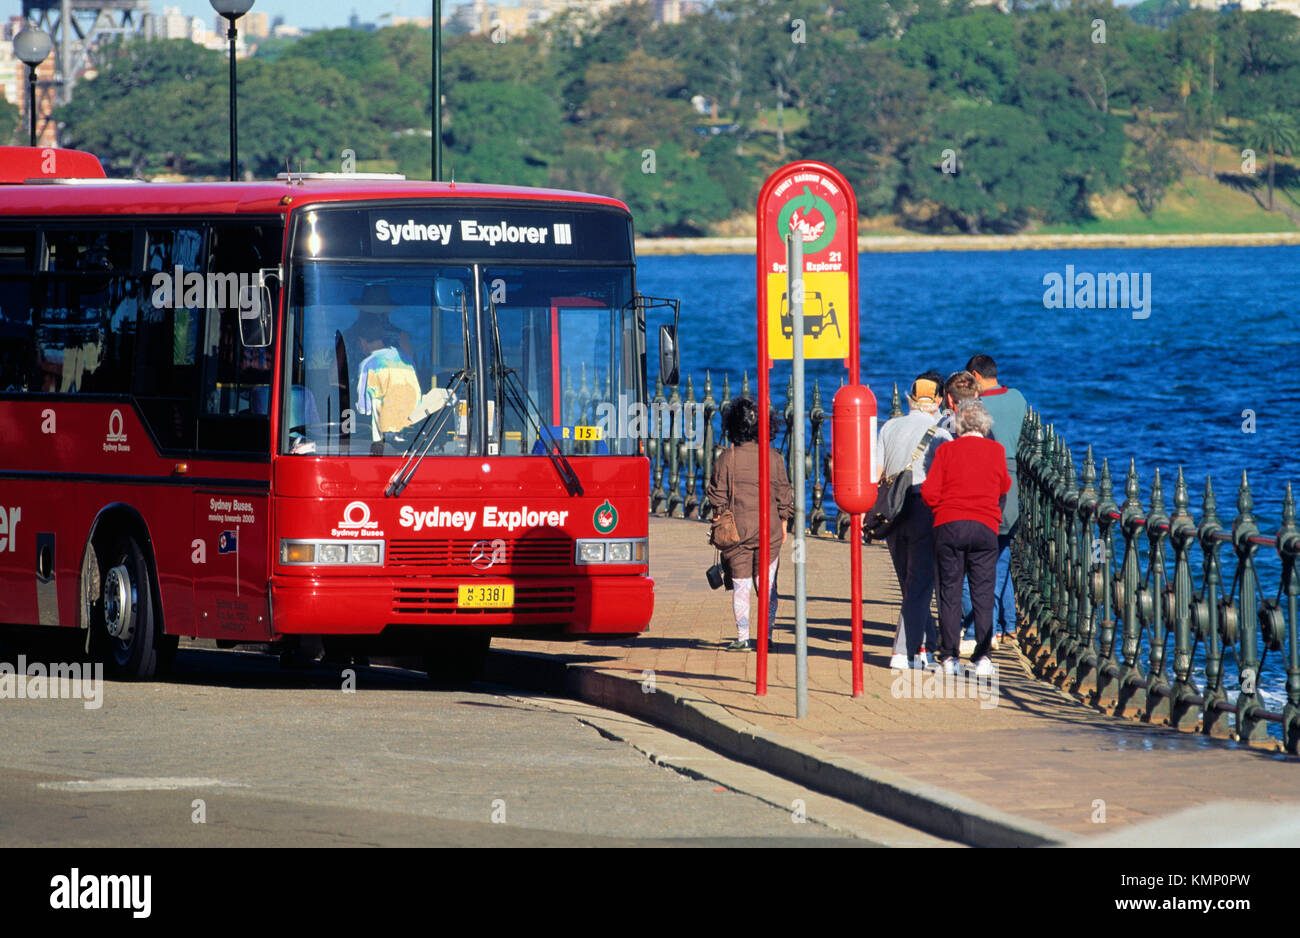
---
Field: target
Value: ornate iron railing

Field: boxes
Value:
[635,372,907,537]
[1013,409,1300,754]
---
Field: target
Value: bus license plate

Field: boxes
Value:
[457,584,514,608]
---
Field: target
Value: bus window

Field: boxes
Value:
[196,223,281,455]
[134,227,205,451]
[484,267,636,456]
[284,263,474,457]
[0,230,35,391]
[36,227,135,396]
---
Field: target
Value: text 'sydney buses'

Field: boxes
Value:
[0,146,680,681]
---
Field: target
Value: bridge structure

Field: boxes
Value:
[20,0,149,144]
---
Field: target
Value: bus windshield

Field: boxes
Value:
[283,262,639,457]
[484,266,637,457]
[284,262,475,456]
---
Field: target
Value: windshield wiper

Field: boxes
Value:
[384,369,468,497]
[485,293,583,497]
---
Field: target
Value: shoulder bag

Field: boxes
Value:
[709,451,742,550]
[863,426,936,542]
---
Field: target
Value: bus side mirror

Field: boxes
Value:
[658,324,679,387]
[435,278,465,308]
[239,284,273,348]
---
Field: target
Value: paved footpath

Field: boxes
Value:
[498,517,1300,845]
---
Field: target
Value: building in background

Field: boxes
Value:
[451,0,697,37]
[1,17,26,111]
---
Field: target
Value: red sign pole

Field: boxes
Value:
[756,161,860,700]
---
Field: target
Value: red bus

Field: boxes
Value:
[0,147,677,680]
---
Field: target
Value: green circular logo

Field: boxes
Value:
[776,185,837,255]
[593,500,618,534]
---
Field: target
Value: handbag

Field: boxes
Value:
[706,549,726,590]
[864,426,936,542]
[708,453,742,549]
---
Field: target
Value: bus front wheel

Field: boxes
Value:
[89,534,161,680]
[423,634,490,686]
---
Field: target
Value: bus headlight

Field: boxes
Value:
[279,539,385,566]
[575,538,648,565]
[349,543,380,565]
[318,544,347,564]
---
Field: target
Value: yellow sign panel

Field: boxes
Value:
[766,271,850,360]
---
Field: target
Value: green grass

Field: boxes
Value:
[1037,169,1298,235]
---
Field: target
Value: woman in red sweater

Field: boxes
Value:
[921,400,1010,676]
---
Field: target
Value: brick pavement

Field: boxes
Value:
[497,516,1300,838]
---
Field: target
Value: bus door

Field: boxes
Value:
[189,223,278,642]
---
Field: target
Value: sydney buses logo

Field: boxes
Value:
[337,501,379,531]
[103,409,130,453]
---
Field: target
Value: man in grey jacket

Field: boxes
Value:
[877,372,951,669]
[966,354,1028,639]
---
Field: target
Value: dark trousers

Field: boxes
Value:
[885,492,938,658]
[934,520,998,661]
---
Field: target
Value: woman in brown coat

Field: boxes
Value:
[706,398,795,651]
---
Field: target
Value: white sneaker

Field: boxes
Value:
[941,658,960,676]
[974,657,995,677]
[889,653,909,671]
[916,651,938,671]
[990,634,1000,649]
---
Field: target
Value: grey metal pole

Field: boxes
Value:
[787,232,807,719]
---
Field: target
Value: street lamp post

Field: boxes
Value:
[12,28,53,147]
[210,0,255,181]
[433,0,442,182]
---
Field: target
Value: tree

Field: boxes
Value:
[1247,110,1299,210]
[1011,66,1126,221]
[239,57,369,176]
[797,41,930,215]
[899,104,1058,233]
[1123,127,1182,217]
[897,11,1020,104]
[582,49,695,150]
[0,97,20,145]
[443,82,564,186]
[56,38,226,176]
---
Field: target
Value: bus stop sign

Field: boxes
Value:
[758,163,857,361]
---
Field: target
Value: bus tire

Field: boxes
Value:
[423,634,490,686]
[89,534,160,680]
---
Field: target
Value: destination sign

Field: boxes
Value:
[294,204,633,262]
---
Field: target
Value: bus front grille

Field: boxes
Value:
[387,538,573,569]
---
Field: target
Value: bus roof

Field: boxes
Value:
[0,172,631,217]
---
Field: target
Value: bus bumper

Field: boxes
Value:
[269,574,654,637]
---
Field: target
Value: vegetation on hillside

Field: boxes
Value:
[39,1,1300,236]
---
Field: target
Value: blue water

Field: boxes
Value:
[639,248,1300,725]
